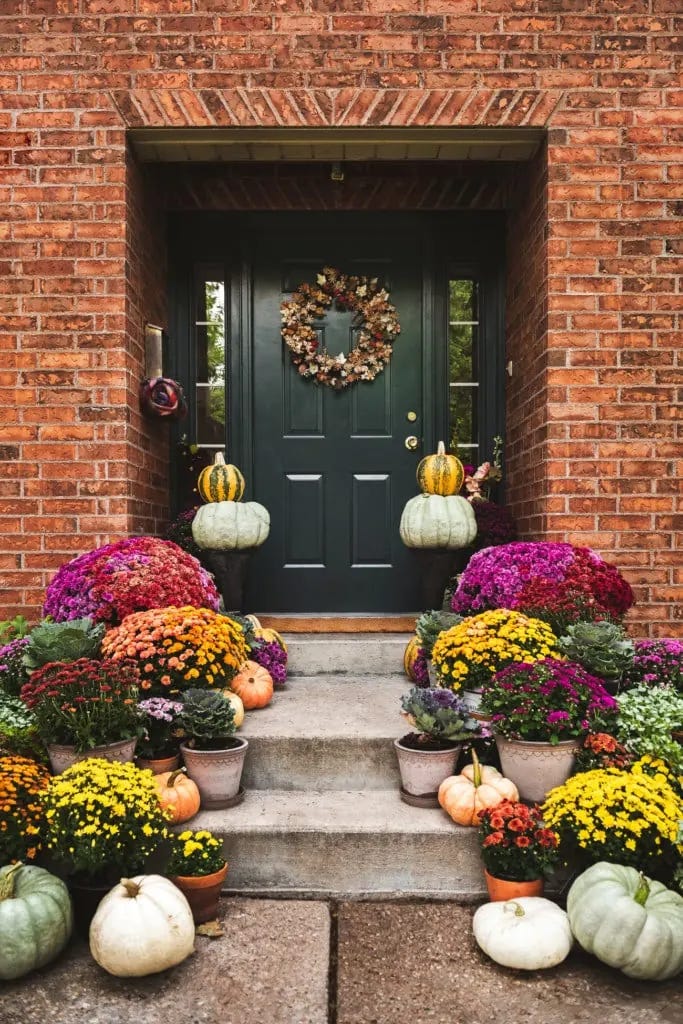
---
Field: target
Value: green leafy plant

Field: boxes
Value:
[415,610,462,659]
[179,688,237,750]
[0,693,44,762]
[400,687,476,744]
[0,616,30,645]
[559,621,634,688]
[22,617,105,673]
[616,684,683,772]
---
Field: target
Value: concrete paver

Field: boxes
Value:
[336,902,682,1024]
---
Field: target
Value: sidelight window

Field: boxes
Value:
[194,266,226,451]
[448,278,479,464]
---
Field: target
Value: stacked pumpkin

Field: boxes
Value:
[400,442,476,550]
[191,452,270,552]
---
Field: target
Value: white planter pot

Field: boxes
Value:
[181,738,248,809]
[494,736,580,803]
[393,739,461,802]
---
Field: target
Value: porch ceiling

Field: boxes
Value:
[129,127,543,163]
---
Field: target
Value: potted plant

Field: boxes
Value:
[395,687,477,807]
[0,754,50,864]
[20,658,143,774]
[558,620,635,694]
[480,658,617,802]
[615,683,683,773]
[478,799,560,901]
[179,689,248,809]
[136,697,185,773]
[41,758,169,935]
[167,827,228,924]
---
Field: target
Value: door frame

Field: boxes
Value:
[168,209,506,513]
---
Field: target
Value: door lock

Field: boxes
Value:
[405,435,419,451]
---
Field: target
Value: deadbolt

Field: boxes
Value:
[405,435,419,451]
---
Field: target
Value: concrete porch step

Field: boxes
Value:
[240,676,408,790]
[191,788,485,899]
[285,633,409,676]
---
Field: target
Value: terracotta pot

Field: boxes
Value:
[47,737,137,776]
[181,738,248,809]
[171,862,228,924]
[394,738,461,803]
[483,869,544,902]
[494,736,580,803]
[135,753,181,774]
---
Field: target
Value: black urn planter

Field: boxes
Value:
[410,547,472,610]
[199,548,256,613]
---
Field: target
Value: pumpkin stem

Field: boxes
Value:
[166,767,187,788]
[437,441,446,455]
[0,861,22,901]
[633,872,650,907]
[504,900,526,918]
[214,451,226,466]
[120,878,141,898]
[471,748,482,788]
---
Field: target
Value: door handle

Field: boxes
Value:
[405,435,420,451]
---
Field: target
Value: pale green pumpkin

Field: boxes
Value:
[567,862,683,981]
[0,862,73,980]
[399,493,477,549]
[192,500,270,550]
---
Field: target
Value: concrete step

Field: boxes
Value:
[240,676,408,791]
[285,633,410,677]
[191,789,485,899]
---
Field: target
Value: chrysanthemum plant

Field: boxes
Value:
[478,801,559,882]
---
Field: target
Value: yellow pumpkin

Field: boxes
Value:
[244,614,262,630]
[253,626,287,653]
[438,751,518,826]
[155,768,201,824]
[221,689,245,728]
[416,441,465,497]
[231,660,274,710]
[197,451,245,503]
[403,636,422,681]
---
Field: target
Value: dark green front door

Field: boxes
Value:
[247,217,427,612]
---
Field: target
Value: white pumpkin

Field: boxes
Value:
[192,500,270,550]
[399,493,477,549]
[89,874,195,977]
[473,897,573,971]
[222,689,245,728]
[567,862,683,981]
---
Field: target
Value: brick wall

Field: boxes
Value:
[1,1,680,635]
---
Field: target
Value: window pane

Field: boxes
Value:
[448,279,479,455]
[449,387,478,455]
[194,272,226,446]
[196,386,226,446]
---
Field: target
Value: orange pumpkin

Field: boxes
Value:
[253,626,287,653]
[438,751,518,826]
[155,767,201,824]
[231,660,274,710]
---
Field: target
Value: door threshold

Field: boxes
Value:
[255,614,418,634]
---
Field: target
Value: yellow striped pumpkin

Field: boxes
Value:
[403,635,421,681]
[416,441,464,497]
[197,452,245,503]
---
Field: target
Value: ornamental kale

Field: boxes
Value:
[179,688,237,750]
[481,658,618,743]
[621,639,683,693]
[415,610,463,658]
[22,617,105,673]
[400,687,476,743]
[558,621,635,687]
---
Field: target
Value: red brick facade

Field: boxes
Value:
[1,2,680,635]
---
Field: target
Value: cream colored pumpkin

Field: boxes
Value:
[438,751,519,826]
[192,500,270,550]
[89,875,195,977]
[399,493,477,549]
[222,690,245,728]
[473,897,573,971]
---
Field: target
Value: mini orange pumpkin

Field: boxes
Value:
[155,767,201,824]
[438,751,518,827]
[230,660,274,710]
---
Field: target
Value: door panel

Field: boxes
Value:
[246,221,426,612]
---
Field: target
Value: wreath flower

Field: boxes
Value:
[281,266,400,390]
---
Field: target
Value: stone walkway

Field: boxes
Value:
[3,899,679,1024]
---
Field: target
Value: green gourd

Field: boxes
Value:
[567,862,683,981]
[399,493,477,549]
[0,862,73,980]
[191,500,270,550]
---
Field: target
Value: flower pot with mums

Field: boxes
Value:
[0,755,50,864]
[541,755,683,891]
[101,605,247,698]
[478,800,560,901]
[136,698,185,773]
[20,658,143,774]
[179,689,247,809]
[481,659,618,803]
[167,828,228,924]
[395,687,478,806]
[43,536,219,625]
